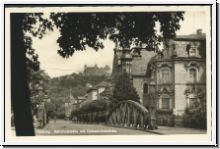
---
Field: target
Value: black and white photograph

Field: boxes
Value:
[3,4,217,146]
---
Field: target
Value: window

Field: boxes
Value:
[162,98,170,110]
[189,68,197,83]
[161,68,170,83]
[143,83,148,94]
[189,48,196,56]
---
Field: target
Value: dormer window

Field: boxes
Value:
[189,48,197,57]
[186,43,199,57]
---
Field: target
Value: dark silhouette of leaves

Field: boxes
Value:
[112,72,140,103]
[51,12,184,58]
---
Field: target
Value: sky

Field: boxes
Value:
[31,11,207,78]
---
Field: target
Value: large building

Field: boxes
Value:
[83,64,111,76]
[113,29,206,126]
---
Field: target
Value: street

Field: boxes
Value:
[36,119,155,135]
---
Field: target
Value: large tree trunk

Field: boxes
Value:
[11,13,35,136]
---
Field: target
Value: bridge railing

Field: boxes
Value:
[71,100,157,130]
[107,100,156,129]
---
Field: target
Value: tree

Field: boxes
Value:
[51,12,184,58]
[10,10,184,135]
[112,72,140,103]
[11,13,52,136]
[182,88,207,129]
[28,69,50,114]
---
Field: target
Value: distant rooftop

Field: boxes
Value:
[77,96,86,100]
[95,81,108,88]
[175,29,206,41]
[87,87,97,93]
[87,81,111,93]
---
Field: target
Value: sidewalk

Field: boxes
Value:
[146,126,207,135]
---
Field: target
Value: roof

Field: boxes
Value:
[86,87,97,93]
[95,81,108,88]
[131,50,156,76]
[175,33,206,41]
[100,85,113,97]
[77,96,87,100]
[145,55,157,77]
[87,81,110,93]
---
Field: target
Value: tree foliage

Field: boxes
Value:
[50,12,184,58]
[23,13,53,71]
[112,72,140,103]
[28,69,50,114]
[182,89,207,129]
[71,99,111,123]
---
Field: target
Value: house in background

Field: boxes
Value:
[87,87,98,101]
[113,29,206,126]
[146,29,206,126]
[86,81,112,101]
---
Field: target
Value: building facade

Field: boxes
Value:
[84,64,111,76]
[113,30,206,126]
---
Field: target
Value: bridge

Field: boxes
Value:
[71,100,157,131]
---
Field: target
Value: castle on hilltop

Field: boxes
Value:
[83,64,111,76]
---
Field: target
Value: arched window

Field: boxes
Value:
[162,98,170,109]
[159,94,171,110]
[189,68,197,83]
[161,68,170,83]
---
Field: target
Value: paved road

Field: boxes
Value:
[36,119,155,135]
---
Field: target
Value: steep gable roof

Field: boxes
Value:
[175,33,206,41]
[131,50,156,76]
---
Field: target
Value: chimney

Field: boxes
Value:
[197,29,202,35]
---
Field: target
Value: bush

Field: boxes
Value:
[56,111,65,119]
[71,99,111,123]
[182,90,206,129]
[112,72,140,103]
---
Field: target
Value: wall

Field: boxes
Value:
[97,87,105,100]
[97,87,105,94]
[174,62,188,115]
[92,91,98,100]
[174,60,206,116]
